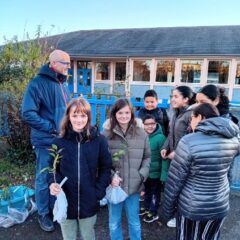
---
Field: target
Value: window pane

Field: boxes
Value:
[156,60,175,82]
[181,60,202,83]
[115,62,126,81]
[96,62,110,80]
[77,61,92,69]
[133,60,151,82]
[207,61,229,84]
[235,62,240,85]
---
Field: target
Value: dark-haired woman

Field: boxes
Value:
[163,103,239,240]
[161,85,196,227]
[49,98,112,240]
[103,98,150,240]
[196,84,239,124]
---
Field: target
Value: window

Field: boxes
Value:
[235,62,240,85]
[77,61,92,69]
[181,60,202,83]
[207,61,229,84]
[133,60,151,82]
[95,62,110,80]
[115,62,126,81]
[156,60,175,82]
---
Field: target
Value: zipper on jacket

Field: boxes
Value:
[77,141,80,219]
[58,81,68,106]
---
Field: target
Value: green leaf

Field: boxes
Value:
[51,144,58,150]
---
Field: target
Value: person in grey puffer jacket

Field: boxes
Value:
[103,99,150,240]
[163,103,240,240]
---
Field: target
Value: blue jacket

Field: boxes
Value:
[21,64,70,147]
[49,127,112,219]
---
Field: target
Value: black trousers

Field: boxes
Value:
[176,214,225,240]
[143,178,161,215]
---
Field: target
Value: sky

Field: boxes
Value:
[1,0,240,45]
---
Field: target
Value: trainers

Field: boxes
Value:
[143,213,159,223]
[38,214,55,232]
[167,218,176,228]
[139,207,148,216]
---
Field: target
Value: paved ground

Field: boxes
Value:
[0,192,239,240]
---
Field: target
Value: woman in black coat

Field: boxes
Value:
[49,98,112,240]
[163,103,239,240]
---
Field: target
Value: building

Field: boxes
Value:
[52,25,240,100]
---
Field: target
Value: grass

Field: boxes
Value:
[0,158,35,189]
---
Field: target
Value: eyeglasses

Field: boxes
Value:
[57,61,71,66]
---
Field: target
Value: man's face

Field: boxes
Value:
[52,53,71,76]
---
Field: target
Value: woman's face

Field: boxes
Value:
[171,89,189,109]
[69,107,88,132]
[190,114,202,131]
[116,105,132,128]
[196,93,219,106]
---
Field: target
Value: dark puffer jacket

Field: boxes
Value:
[49,127,112,219]
[22,64,70,147]
[163,117,240,221]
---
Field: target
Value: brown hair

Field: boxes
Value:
[110,98,136,134]
[60,97,92,137]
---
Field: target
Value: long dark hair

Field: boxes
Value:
[198,84,229,115]
[110,98,136,134]
[60,98,92,137]
[193,103,220,119]
[175,85,196,105]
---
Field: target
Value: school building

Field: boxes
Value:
[51,25,240,101]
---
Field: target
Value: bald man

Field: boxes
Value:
[22,49,71,232]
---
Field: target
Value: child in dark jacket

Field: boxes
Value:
[49,98,112,240]
[137,89,169,136]
[140,114,168,223]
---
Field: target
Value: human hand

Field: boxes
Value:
[167,151,175,160]
[49,183,61,196]
[161,149,168,159]
[111,176,122,187]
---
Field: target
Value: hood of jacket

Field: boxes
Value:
[102,117,143,131]
[196,117,239,138]
[38,63,67,83]
[149,124,163,138]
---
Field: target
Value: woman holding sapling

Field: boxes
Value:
[49,98,112,240]
[103,98,150,240]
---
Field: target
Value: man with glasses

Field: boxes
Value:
[22,49,71,232]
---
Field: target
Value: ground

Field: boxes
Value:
[0,193,239,240]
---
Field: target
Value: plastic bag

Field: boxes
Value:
[0,198,37,228]
[106,185,128,204]
[53,177,68,224]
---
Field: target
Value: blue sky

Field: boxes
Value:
[1,0,240,45]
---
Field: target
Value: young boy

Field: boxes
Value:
[137,89,169,136]
[140,114,167,223]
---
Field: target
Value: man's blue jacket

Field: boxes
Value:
[21,64,70,147]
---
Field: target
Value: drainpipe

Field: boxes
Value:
[126,57,131,99]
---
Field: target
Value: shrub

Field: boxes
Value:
[0,28,56,165]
